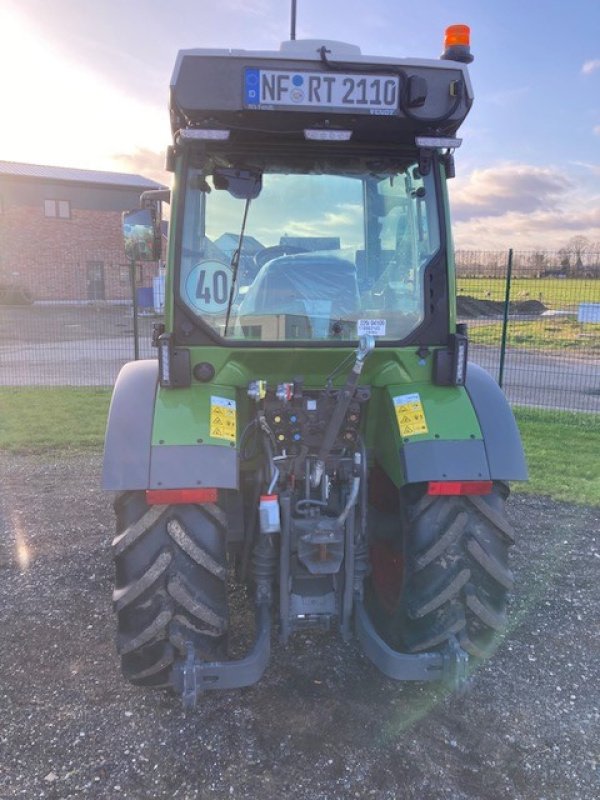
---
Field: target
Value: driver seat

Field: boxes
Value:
[238,252,360,337]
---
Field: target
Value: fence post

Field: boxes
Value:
[129,258,140,360]
[498,248,513,388]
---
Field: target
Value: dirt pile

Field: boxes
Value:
[457,295,547,318]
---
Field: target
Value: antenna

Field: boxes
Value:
[290,0,297,40]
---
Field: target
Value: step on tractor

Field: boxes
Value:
[104,20,527,708]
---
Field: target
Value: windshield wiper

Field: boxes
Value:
[223,196,252,338]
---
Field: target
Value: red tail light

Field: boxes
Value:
[427,481,492,496]
[145,488,218,505]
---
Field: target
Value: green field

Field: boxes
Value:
[0,388,597,506]
[513,407,599,506]
[0,387,111,453]
[457,277,600,310]
[470,316,600,353]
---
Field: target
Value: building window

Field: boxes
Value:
[44,199,71,219]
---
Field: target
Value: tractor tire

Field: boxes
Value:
[369,482,514,660]
[112,492,228,688]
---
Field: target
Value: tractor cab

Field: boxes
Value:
[166,35,472,352]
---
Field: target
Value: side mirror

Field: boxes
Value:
[122,206,162,261]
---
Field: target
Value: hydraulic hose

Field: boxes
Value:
[311,336,374,487]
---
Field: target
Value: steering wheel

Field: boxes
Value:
[253,244,309,271]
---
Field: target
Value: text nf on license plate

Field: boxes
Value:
[244,68,399,113]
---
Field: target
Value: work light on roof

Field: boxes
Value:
[303,129,353,141]
[179,129,231,141]
[415,136,462,150]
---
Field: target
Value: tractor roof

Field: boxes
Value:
[169,39,473,148]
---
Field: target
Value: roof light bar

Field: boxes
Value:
[179,129,230,140]
[415,136,462,149]
[304,129,353,141]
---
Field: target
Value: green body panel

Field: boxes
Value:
[149,343,482,488]
[152,384,237,447]
[180,345,430,388]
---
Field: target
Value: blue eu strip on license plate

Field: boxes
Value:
[244,68,399,114]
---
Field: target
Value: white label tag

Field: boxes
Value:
[357,319,386,336]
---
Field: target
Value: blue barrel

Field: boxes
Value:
[136,287,154,308]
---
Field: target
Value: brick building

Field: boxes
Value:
[0,161,165,303]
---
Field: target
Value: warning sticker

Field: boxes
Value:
[393,392,429,437]
[210,396,237,442]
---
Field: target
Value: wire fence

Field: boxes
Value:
[1,251,598,419]
[456,250,600,418]
[0,261,158,388]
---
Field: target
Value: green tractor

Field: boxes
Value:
[104,23,526,707]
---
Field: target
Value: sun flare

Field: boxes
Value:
[0,7,165,171]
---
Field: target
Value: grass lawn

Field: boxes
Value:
[457,277,600,310]
[0,388,597,506]
[469,316,600,353]
[0,387,111,453]
[513,408,599,506]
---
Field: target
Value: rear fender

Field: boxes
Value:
[103,361,239,492]
[399,364,527,484]
[102,360,158,490]
[464,363,528,481]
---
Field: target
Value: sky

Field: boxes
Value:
[1,0,599,250]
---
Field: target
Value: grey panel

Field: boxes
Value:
[465,364,528,481]
[402,439,490,483]
[102,360,158,490]
[149,445,239,490]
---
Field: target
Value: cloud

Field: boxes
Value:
[453,205,600,250]
[594,125,600,136]
[570,160,600,176]
[449,163,599,249]
[449,164,573,222]
[582,59,600,75]
[112,149,169,188]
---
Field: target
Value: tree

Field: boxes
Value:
[566,235,591,273]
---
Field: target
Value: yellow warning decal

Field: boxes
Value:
[393,392,429,437]
[210,396,237,442]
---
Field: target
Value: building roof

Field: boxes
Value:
[0,160,165,190]
[215,232,264,254]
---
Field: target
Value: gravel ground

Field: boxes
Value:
[0,453,598,800]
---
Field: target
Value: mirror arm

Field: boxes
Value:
[141,189,171,206]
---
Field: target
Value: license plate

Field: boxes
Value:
[244,68,399,114]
